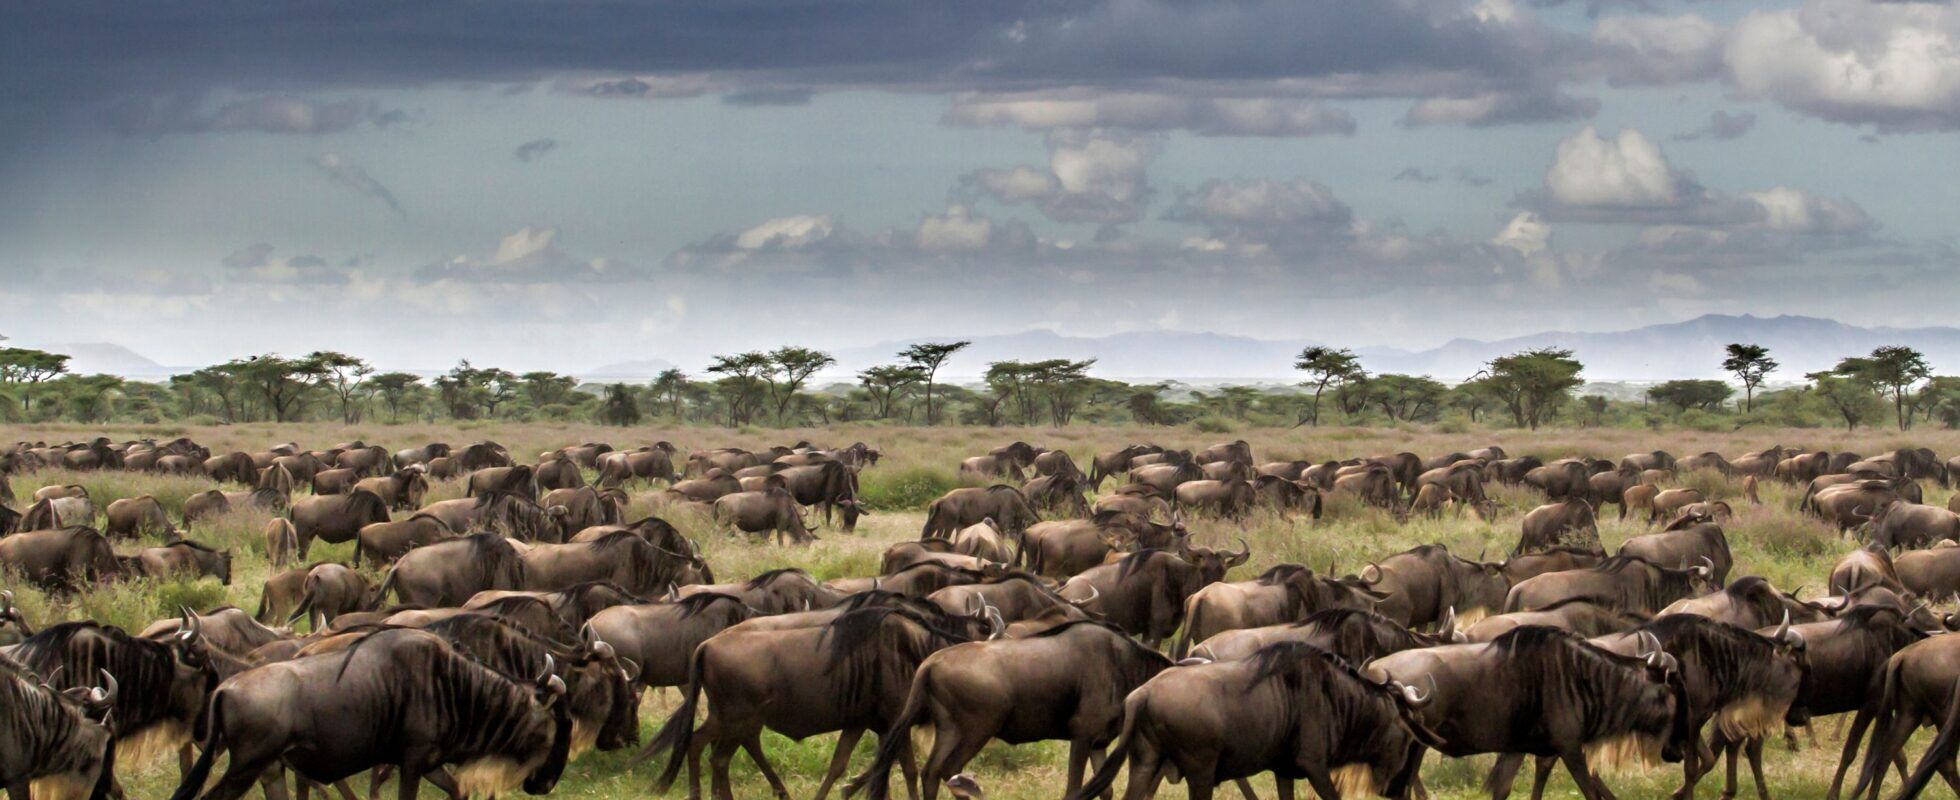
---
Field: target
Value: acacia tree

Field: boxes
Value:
[900,341,970,426]
[309,351,373,423]
[1479,348,1584,430]
[0,347,70,413]
[1647,379,1733,412]
[231,354,329,422]
[1721,343,1777,413]
[600,384,641,426]
[519,371,579,409]
[1293,346,1361,426]
[984,361,1039,425]
[1807,370,1883,430]
[650,368,690,420]
[1026,359,1097,426]
[764,347,837,424]
[858,364,924,420]
[706,352,772,426]
[367,372,422,423]
[1836,346,1931,430]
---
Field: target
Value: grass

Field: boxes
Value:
[5,420,1959,799]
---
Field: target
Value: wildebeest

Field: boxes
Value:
[713,485,816,545]
[1175,564,1394,657]
[353,513,455,567]
[1501,614,1809,800]
[1515,500,1600,555]
[1353,544,1510,628]
[522,530,688,597]
[1060,542,1247,648]
[126,540,233,585]
[0,527,122,592]
[849,620,1171,800]
[1505,555,1717,616]
[1021,473,1090,518]
[1187,606,1455,664]
[103,496,175,540]
[1462,597,1649,642]
[1087,445,1159,489]
[921,486,1039,539]
[677,569,845,615]
[10,618,217,784]
[168,628,573,800]
[588,593,756,692]
[641,606,993,800]
[288,563,375,630]
[1868,501,1960,550]
[0,655,117,800]
[287,490,391,560]
[377,534,528,608]
[1073,641,1441,800]
[1366,626,1689,800]
[353,467,430,511]
[1618,515,1734,584]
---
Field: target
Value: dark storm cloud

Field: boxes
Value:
[5,1,1586,122]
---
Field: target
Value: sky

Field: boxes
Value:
[2,0,1957,373]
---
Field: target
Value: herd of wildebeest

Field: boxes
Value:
[14,435,1960,800]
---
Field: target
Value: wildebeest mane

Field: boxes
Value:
[1116,548,1169,582]
[743,567,811,590]
[11,620,199,737]
[673,591,748,619]
[1290,607,1438,663]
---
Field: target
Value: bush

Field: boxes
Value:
[1192,416,1235,434]
[855,465,958,511]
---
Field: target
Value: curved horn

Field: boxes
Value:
[1232,536,1250,559]
[1440,607,1458,640]
[1773,610,1791,644]
[665,583,680,602]
[1176,656,1213,667]
[1361,562,1383,585]
[1071,585,1100,608]
[985,606,1006,640]
[1692,556,1714,578]
[89,669,118,708]
[871,577,881,591]
[537,654,557,684]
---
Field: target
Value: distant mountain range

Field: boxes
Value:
[26,314,1960,383]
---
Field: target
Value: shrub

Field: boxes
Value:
[1192,416,1235,434]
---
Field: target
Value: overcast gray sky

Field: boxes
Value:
[2,0,1956,372]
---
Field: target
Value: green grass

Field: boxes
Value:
[6,420,1959,799]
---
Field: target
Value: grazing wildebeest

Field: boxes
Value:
[1462,597,1649,642]
[168,628,573,800]
[1515,500,1600,555]
[1868,501,1960,550]
[640,606,994,800]
[921,486,1039,539]
[103,496,175,540]
[677,568,846,614]
[848,620,1171,800]
[1366,626,1690,800]
[0,655,117,800]
[465,582,645,631]
[353,467,430,511]
[522,530,688,598]
[127,540,233,585]
[1175,563,1388,657]
[0,527,122,592]
[1072,641,1442,800]
[288,563,375,631]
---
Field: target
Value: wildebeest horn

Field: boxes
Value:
[1691,556,1713,578]
[1637,630,1661,659]
[985,606,1006,640]
[1176,657,1213,667]
[1231,537,1250,559]
[1440,607,1457,639]
[1071,586,1100,607]
[178,608,202,644]
[967,595,983,615]
[1361,562,1383,585]
[89,669,118,708]
[1773,610,1791,643]
[664,583,679,602]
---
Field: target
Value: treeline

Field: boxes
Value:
[0,340,1954,432]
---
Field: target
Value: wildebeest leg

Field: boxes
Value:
[922,729,986,800]
[740,732,792,800]
[1483,753,1525,799]
[708,740,738,800]
[1528,755,1558,800]
[255,767,290,800]
[1273,778,1295,800]
[1187,773,1217,800]
[1745,737,1770,800]
[1303,766,1344,800]
[1065,739,1100,799]
[419,770,460,799]
[1120,747,1165,800]
[898,737,923,800]
[366,766,391,800]
[1557,749,1615,800]
[1849,709,1920,800]
[1233,777,1258,800]
[1935,754,1960,795]
[394,767,418,800]
[5,779,29,800]
[1828,705,1880,800]
[812,728,865,800]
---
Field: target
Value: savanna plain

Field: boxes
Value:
[6,420,1954,800]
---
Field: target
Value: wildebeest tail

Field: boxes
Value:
[643,644,709,791]
[1172,601,1204,660]
[286,593,316,629]
[847,667,936,800]
[169,693,224,800]
[1068,693,1143,800]
[374,565,402,607]
[919,502,941,539]
[1895,676,1960,799]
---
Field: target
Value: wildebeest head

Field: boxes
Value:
[1173,535,1251,583]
